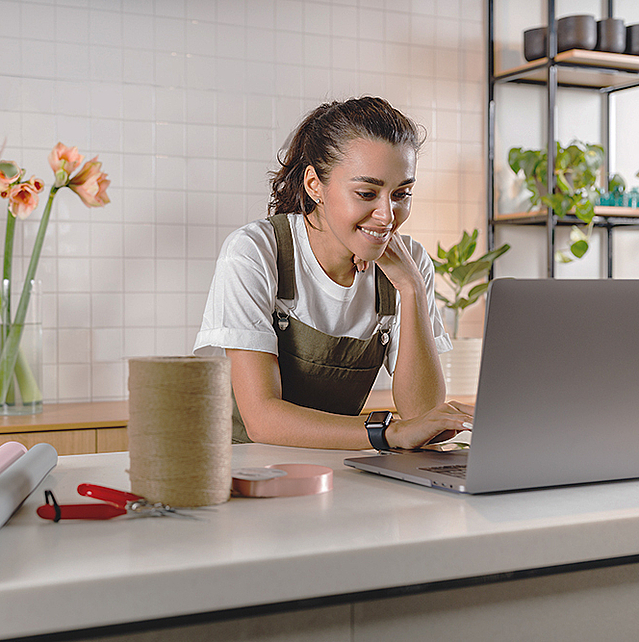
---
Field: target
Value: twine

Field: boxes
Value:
[127,356,232,507]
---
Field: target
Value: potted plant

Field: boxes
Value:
[430,229,510,396]
[508,140,604,262]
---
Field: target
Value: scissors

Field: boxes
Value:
[37,483,197,522]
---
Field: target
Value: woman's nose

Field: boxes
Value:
[372,197,393,224]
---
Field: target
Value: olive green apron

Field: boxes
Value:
[232,214,396,443]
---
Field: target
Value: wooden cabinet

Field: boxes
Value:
[0,401,128,455]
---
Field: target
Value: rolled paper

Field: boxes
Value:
[128,356,233,507]
[0,441,28,474]
[0,442,57,529]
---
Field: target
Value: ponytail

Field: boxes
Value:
[268,97,425,218]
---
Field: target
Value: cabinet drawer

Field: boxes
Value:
[0,430,97,455]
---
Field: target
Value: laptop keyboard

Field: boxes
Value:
[418,464,467,479]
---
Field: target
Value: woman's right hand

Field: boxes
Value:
[385,401,474,450]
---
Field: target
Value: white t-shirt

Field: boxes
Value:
[193,214,452,374]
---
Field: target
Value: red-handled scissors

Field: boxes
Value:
[37,484,196,521]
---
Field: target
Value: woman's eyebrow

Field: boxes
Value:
[350,176,416,186]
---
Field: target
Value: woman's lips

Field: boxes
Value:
[358,226,392,242]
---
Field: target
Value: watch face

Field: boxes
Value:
[367,411,391,427]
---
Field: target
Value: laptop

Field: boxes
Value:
[345,278,639,494]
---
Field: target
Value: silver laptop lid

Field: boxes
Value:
[465,278,639,493]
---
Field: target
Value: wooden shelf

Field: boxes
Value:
[494,206,639,223]
[0,400,128,434]
[495,49,639,89]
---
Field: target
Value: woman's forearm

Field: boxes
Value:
[391,282,446,419]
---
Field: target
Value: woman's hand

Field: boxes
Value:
[385,401,474,450]
[374,232,422,293]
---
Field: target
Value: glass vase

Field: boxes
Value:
[0,279,43,415]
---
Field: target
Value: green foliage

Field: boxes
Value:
[508,140,604,262]
[430,230,510,339]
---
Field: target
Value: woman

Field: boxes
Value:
[194,97,473,449]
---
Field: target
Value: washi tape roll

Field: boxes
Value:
[232,464,333,497]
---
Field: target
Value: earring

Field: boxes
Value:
[316,198,322,205]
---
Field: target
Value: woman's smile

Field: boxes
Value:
[358,225,393,243]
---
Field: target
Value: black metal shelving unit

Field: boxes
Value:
[487,0,639,278]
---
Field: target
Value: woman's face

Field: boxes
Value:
[305,137,417,271]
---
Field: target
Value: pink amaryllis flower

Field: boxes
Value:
[0,160,21,189]
[3,176,45,219]
[48,142,85,188]
[68,157,110,207]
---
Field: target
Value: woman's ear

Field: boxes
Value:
[303,165,323,205]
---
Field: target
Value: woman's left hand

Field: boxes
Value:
[374,232,421,292]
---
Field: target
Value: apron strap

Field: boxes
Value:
[375,265,396,316]
[268,213,396,314]
[269,214,296,300]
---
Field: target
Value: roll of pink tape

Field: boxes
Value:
[232,463,333,498]
[0,442,27,474]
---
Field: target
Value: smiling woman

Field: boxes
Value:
[193,97,473,451]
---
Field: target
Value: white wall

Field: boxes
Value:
[0,0,486,402]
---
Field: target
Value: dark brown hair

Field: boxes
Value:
[268,97,426,218]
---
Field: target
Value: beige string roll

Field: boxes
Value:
[127,356,232,507]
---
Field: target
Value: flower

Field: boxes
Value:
[69,157,111,207]
[48,142,84,188]
[4,176,45,219]
[0,142,110,407]
[0,160,21,188]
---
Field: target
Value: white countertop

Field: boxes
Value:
[3,444,639,639]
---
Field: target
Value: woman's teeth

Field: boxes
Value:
[360,227,389,239]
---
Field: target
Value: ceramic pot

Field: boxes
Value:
[439,338,482,397]
[524,26,547,61]
[557,15,597,52]
[596,18,626,53]
[626,24,639,55]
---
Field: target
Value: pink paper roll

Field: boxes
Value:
[0,441,27,474]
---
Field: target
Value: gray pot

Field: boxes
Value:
[626,23,639,55]
[596,18,626,53]
[524,26,546,61]
[557,14,597,52]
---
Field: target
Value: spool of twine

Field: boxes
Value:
[128,356,232,507]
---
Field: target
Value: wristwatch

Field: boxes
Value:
[365,410,393,451]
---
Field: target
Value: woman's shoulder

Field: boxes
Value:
[399,233,434,272]
[219,217,277,261]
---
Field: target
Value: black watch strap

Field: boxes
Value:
[365,411,393,450]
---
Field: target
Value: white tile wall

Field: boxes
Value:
[0,0,486,402]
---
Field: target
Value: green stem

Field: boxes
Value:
[0,186,57,404]
[2,209,15,342]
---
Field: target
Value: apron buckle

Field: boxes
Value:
[277,311,290,331]
[379,329,390,345]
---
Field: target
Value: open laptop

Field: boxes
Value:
[345,278,639,494]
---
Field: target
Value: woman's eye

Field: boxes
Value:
[356,191,376,200]
[393,191,413,201]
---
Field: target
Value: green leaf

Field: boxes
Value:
[450,260,492,288]
[570,239,589,258]
[465,282,489,306]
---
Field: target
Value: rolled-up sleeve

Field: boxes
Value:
[193,224,280,356]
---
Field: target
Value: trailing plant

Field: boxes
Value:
[430,230,510,340]
[508,140,604,262]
